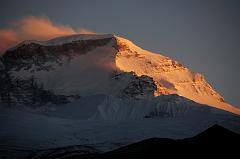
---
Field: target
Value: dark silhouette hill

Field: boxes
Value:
[25,124,240,159]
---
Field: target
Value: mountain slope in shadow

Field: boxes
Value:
[26,124,240,159]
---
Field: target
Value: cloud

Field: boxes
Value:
[0,16,96,54]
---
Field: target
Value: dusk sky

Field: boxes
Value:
[1,0,240,107]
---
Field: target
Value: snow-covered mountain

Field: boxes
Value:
[1,34,240,158]
[0,34,239,116]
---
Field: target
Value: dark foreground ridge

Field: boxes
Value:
[24,124,240,159]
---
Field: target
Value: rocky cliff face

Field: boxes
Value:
[0,34,239,115]
[3,37,115,72]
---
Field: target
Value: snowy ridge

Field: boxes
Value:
[90,95,226,120]
[45,34,114,45]
[31,94,232,121]
[9,34,114,51]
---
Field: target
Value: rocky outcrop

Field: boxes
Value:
[0,75,71,107]
[3,37,115,72]
[122,75,157,98]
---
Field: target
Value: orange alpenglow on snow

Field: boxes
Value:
[114,36,240,115]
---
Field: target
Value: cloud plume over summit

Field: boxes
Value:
[0,16,96,54]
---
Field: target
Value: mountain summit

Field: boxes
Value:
[0,34,239,115]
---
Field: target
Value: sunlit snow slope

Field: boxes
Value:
[115,36,240,115]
